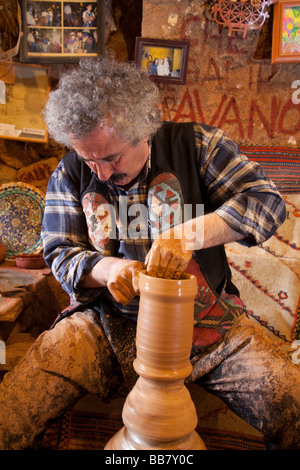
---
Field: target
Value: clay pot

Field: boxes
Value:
[0,242,6,263]
[15,254,46,269]
[105,273,206,450]
[134,272,197,380]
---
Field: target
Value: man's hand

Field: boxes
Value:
[145,226,193,279]
[106,259,144,305]
[79,257,144,305]
[144,213,244,280]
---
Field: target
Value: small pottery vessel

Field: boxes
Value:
[105,272,206,450]
[15,254,46,269]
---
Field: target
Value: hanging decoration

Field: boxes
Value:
[212,0,278,38]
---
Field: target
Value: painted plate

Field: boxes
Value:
[0,182,45,258]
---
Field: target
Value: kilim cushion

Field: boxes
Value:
[240,146,300,194]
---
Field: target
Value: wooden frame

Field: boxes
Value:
[0,62,49,143]
[20,0,104,63]
[272,0,300,63]
[134,38,190,85]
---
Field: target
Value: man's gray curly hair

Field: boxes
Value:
[43,57,162,147]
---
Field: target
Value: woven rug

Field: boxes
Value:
[41,386,266,451]
[225,193,300,345]
[240,146,300,194]
[236,147,300,343]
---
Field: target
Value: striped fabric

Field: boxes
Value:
[240,146,300,194]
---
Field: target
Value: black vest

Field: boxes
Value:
[62,122,238,297]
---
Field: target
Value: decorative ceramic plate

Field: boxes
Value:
[0,182,45,258]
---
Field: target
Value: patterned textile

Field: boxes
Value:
[232,147,300,344]
[40,410,266,451]
[225,193,300,344]
[240,146,300,194]
[41,388,266,451]
[187,258,244,348]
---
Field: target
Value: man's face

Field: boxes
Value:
[69,126,149,186]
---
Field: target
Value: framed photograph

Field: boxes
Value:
[134,38,190,85]
[0,62,49,143]
[272,0,300,63]
[20,0,104,63]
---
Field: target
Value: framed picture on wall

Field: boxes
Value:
[20,0,104,63]
[272,0,300,63]
[134,38,190,85]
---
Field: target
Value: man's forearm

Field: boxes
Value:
[78,256,117,288]
[177,212,244,251]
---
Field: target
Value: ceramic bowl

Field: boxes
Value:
[15,254,46,269]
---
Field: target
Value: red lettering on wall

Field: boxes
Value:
[248,96,278,139]
[217,97,245,139]
[161,95,177,121]
[226,35,248,55]
[173,90,197,122]
[193,89,206,123]
[209,94,228,127]
[160,89,300,142]
[179,16,202,46]
[202,17,224,51]
[204,58,222,81]
[278,100,300,134]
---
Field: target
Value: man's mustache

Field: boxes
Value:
[110,173,127,183]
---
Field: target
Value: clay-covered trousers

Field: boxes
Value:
[0,309,299,450]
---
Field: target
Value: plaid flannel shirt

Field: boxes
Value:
[42,123,286,317]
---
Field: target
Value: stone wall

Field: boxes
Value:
[0,139,66,192]
[142,0,300,147]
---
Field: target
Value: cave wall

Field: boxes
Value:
[142,0,300,147]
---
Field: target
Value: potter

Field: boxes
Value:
[0,57,299,450]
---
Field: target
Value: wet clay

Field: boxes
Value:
[105,273,206,450]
